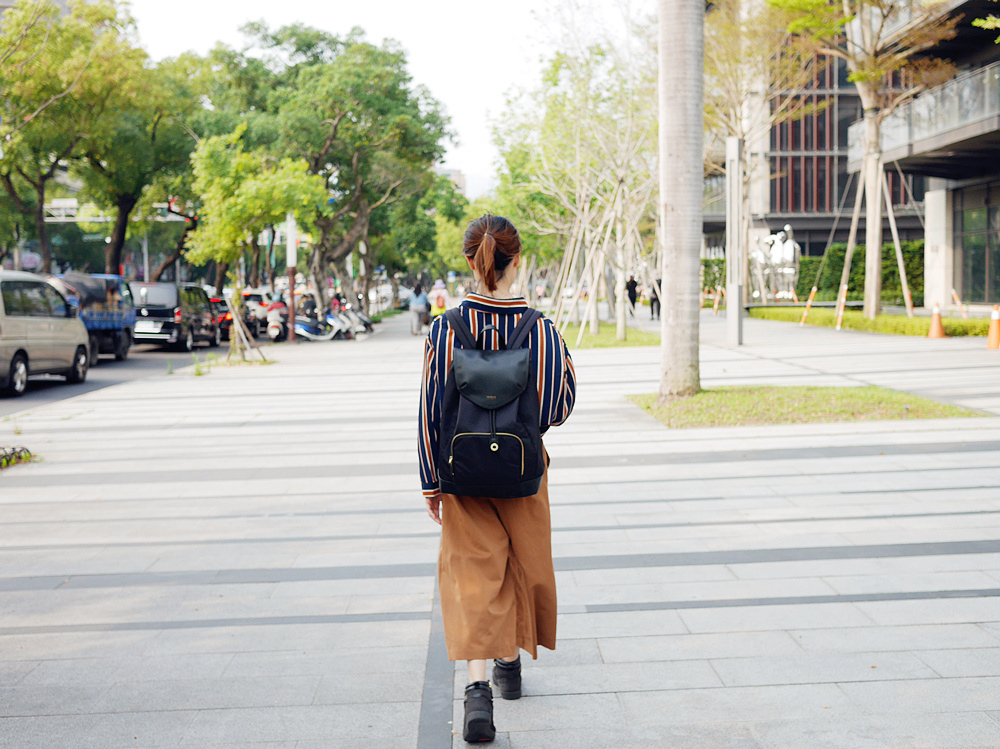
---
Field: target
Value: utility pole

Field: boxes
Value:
[286,213,297,343]
[725,137,744,346]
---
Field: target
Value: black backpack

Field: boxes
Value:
[438,307,545,499]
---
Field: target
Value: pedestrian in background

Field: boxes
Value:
[650,277,661,320]
[410,284,428,335]
[418,214,577,743]
[626,275,638,315]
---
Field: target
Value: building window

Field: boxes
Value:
[954,184,1000,303]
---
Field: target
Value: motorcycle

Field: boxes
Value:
[325,311,355,340]
[294,314,337,341]
[266,303,289,342]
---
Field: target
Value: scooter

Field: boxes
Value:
[325,311,355,340]
[266,305,289,342]
[294,314,337,341]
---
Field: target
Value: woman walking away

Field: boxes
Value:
[410,284,429,335]
[418,214,577,743]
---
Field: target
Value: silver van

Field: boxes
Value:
[0,270,90,397]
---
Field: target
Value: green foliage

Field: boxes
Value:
[0,0,145,271]
[187,126,329,266]
[749,306,991,336]
[701,258,725,289]
[973,0,1000,42]
[703,242,925,306]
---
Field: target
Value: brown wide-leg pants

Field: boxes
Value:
[438,465,557,661]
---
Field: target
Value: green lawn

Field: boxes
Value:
[628,385,978,428]
[562,322,660,348]
[749,306,991,337]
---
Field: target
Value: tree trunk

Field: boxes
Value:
[249,234,261,288]
[657,0,703,399]
[214,262,228,296]
[152,217,197,282]
[615,217,627,341]
[34,180,50,273]
[106,194,139,275]
[862,111,883,319]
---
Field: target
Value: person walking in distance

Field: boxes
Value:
[626,275,638,316]
[418,214,577,743]
[410,284,429,335]
[650,277,662,320]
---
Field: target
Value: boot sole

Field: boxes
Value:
[464,711,495,742]
[497,687,521,700]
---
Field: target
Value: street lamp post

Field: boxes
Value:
[286,213,297,343]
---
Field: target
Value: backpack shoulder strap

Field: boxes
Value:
[507,308,542,350]
[445,307,477,350]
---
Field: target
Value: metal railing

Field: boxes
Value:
[847,59,1000,163]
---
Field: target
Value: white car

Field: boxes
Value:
[0,270,90,397]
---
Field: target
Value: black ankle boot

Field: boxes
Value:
[463,681,495,743]
[492,657,522,700]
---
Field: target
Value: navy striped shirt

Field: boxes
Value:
[418,293,577,496]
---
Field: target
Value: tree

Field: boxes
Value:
[187,126,327,278]
[771,0,958,317]
[657,0,704,397]
[704,0,824,304]
[0,1,93,139]
[253,25,450,308]
[79,55,203,274]
[0,0,143,273]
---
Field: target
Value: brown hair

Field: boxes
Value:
[462,214,521,293]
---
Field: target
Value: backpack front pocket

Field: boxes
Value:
[449,432,525,484]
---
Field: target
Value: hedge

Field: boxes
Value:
[702,240,925,308]
[748,305,991,337]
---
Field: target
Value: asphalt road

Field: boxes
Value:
[0,342,218,419]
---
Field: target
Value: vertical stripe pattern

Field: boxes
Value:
[418,293,577,496]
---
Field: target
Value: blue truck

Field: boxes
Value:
[51,272,136,365]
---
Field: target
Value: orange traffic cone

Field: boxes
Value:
[988,305,1000,349]
[928,303,946,339]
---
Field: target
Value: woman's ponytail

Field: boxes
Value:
[475,232,498,292]
[463,215,521,294]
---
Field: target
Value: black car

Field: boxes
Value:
[210,297,233,341]
[132,282,220,351]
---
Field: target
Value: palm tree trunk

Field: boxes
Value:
[657,0,703,399]
[862,111,883,319]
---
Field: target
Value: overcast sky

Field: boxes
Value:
[128,0,556,198]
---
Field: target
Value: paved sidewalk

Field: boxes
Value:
[1,311,999,748]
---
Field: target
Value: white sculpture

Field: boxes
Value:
[751,224,801,301]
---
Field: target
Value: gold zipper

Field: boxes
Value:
[449,433,525,475]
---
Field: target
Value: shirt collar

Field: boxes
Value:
[463,292,529,312]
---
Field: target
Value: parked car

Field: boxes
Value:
[0,270,89,397]
[50,272,135,366]
[132,282,220,351]
[210,297,233,341]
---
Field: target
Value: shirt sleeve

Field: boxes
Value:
[549,332,577,428]
[418,319,443,496]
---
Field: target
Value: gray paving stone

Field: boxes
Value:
[915,647,1000,677]
[313,671,422,704]
[791,623,1000,653]
[710,651,937,687]
[182,703,419,743]
[222,646,426,678]
[598,630,805,663]
[838,676,1000,713]
[506,725,764,749]
[94,674,320,713]
[618,683,857,725]
[752,711,1000,749]
[678,602,875,634]
[556,609,688,640]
